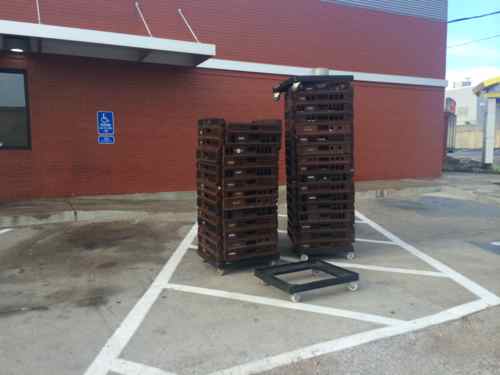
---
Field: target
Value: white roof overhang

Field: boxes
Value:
[0,20,216,66]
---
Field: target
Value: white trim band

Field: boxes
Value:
[198,58,447,88]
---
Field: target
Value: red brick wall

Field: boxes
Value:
[0,54,444,201]
[0,0,446,79]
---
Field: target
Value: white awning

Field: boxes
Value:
[0,20,216,66]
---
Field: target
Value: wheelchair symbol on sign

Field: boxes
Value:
[97,111,115,135]
[100,113,111,124]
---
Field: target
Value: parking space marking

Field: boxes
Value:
[280,234,397,246]
[280,256,448,278]
[207,299,491,375]
[111,359,175,375]
[355,238,398,246]
[165,283,404,326]
[188,244,198,250]
[355,211,500,306]
[0,228,12,235]
[279,215,366,225]
[85,209,500,375]
[84,225,197,375]
[327,262,449,278]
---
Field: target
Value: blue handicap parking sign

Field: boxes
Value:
[97,111,115,135]
[98,135,115,145]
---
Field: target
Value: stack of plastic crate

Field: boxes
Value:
[277,76,356,260]
[196,118,282,272]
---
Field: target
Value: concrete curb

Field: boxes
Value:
[0,185,446,229]
[0,210,196,229]
[355,186,443,200]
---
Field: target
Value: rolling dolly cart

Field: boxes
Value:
[273,75,356,261]
[255,260,359,302]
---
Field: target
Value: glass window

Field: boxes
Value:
[0,71,30,149]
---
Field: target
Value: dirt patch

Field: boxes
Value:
[97,261,118,269]
[443,156,500,174]
[0,220,190,275]
[0,286,121,317]
[0,218,193,317]
[74,287,116,307]
[0,305,49,318]
[381,199,429,211]
[62,222,156,251]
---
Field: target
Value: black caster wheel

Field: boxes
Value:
[346,252,356,261]
[216,268,226,276]
[347,282,359,292]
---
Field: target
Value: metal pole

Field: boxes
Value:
[135,1,153,37]
[178,9,200,43]
[35,0,42,23]
[483,97,497,166]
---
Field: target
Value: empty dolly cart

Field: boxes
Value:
[255,260,359,302]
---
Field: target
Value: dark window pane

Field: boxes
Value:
[0,72,30,149]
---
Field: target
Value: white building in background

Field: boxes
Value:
[445,77,499,150]
[452,78,472,89]
[446,85,479,126]
[474,78,500,166]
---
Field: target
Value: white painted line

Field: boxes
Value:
[356,238,398,246]
[356,210,500,306]
[278,214,287,218]
[355,220,367,224]
[0,228,13,235]
[111,358,175,375]
[208,299,495,375]
[83,224,198,375]
[278,229,287,234]
[166,283,404,326]
[189,244,198,250]
[327,262,449,278]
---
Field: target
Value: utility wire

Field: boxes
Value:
[448,9,500,23]
[448,33,500,48]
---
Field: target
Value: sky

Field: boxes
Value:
[447,0,500,86]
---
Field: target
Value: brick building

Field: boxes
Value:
[0,0,448,200]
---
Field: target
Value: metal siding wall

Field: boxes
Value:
[322,0,447,21]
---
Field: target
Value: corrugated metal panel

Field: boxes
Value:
[321,0,448,21]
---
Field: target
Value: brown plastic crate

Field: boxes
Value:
[224,144,281,156]
[289,101,353,114]
[224,154,279,167]
[288,122,353,136]
[286,112,354,123]
[224,193,278,210]
[292,142,353,156]
[290,90,354,102]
